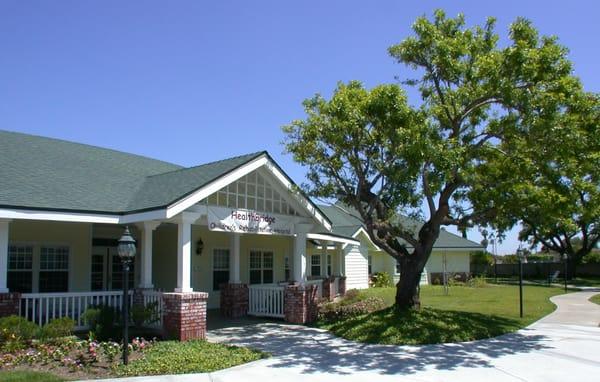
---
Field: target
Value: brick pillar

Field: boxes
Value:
[162,292,208,341]
[0,293,20,318]
[338,276,346,296]
[220,283,248,318]
[322,276,335,301]
[284,284,318,324]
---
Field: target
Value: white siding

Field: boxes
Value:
[344,245,369,290]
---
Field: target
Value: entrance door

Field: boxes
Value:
[91,246,135,291]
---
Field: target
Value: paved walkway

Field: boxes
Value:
[85,289,600,382]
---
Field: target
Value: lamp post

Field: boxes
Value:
[516,247,525,318]
[117,226,136,365]
[563,253,568,293]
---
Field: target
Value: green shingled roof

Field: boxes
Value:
[0,130,265,214]
[319,204,483,250]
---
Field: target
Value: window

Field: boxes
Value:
[39,246,69,293]
[368,255,373,275]
[284,256,290,281]
[327,254,332,277]
[111,254,135,291]
[7,245,33,293]
[311,254,321,277]
[249,250,273,284]
[395,260,401,274]
[213,249,230,290]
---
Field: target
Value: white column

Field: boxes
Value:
[175,213,198,293]
[320,241,328,277]
[229,233,241,283]
[0,220,10,293]
[138,221,160,289]
[338,243,345,276]
[293,224,312,283]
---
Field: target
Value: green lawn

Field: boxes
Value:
[0,371,64,382]
[589,294,600,305]
[116,340,267,377]
[317,284,565,345]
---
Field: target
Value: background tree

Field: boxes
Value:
[470,92,599,270]
[283,10,581,309]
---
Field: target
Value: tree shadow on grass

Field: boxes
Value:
[208,308,552,376]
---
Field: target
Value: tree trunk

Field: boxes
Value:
[395,257,423,310]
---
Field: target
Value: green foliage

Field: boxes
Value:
[467,276,488,288]
[582,251,600,264]
[116,340,266,376]
[39,317,75,340]
[81,305,119,341]
[589,294,600,306]
[0,316,39,344]
[318,297,387,323]
[0,371,64,382]
[130,302,159,328]
[501,254,520,264]
[371,272,394,288]
[470,251,494,266]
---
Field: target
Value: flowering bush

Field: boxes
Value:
[318,296,387,322]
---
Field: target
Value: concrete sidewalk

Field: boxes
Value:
[82,289,600,382]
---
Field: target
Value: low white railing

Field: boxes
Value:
[248,284,285,318]
[305,279,323,299]
[20,291,133,329]
[141,290,163,329]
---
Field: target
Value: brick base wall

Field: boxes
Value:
[322,277,335,301]
[284,284,318,324]
[162,292,208,341]
[220,283,249,318]
[0,293,20,318]
[338,276,346,296]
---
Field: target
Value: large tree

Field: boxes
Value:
[283,10,581,309]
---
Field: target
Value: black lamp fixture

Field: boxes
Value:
[117,226,136,365]
[196,238,204,255]
[516,246,525,318]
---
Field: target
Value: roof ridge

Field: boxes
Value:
[0,129,182,169]
[146,150,267,178]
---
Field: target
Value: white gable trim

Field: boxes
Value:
[166,155,269,219]
[0,208,121,224]
[306,232,360,246]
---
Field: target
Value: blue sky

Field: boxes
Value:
[1,1,598,254]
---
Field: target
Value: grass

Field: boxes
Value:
[0,371,64,382]
[589,294,600,305]
[317,284,565,345]
[116,340,267,377]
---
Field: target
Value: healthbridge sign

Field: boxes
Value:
[207,207,293,235]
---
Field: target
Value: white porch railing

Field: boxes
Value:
[305,279,323,299]
[20,291,133,330]
[141,290,163,329]
[248,284,285,318]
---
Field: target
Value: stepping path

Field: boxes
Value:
[85,290,600,382]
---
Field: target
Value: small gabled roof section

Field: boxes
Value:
[320,203,483,251]
[126,151,266,213]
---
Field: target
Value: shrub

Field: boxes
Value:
[81,305,119,341]
[371,272,393,288]
[130,302,159,328]
[342,289,360,303]
[39,317,75,340]
[468,276,488,288]
[318,297,386,322]
[0,315,39,343]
